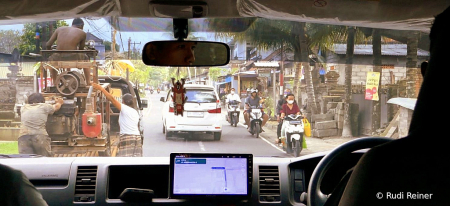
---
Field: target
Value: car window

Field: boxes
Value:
[185,89,217,103]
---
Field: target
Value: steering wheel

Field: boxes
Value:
[307,137,392,206]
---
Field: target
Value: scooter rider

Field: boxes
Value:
[279,93,304,151]
[243,89,269,131]
[226,88,241,120]
[276,89,291,145]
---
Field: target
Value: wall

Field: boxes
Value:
[326,54,428,85]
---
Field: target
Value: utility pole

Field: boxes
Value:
[130,41,141,60]
[128,37,131,59]
[111,16,116,76]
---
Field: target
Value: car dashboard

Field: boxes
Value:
[0,151,365,206]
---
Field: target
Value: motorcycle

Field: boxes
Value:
[150,89,154,94]
[226,100,240,127]
[283,114,304,157]
[248,105,263,138]
[157,89,161,94]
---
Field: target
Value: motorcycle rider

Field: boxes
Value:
[276,89,291,145]
[225,88,241,122]
[279,93,305,151]
[243,89,269,131]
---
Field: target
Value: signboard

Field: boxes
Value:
[259,72,271,78]
[38,77,52,91]
[365,72,380,101]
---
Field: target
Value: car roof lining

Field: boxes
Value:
[1,0,450,32]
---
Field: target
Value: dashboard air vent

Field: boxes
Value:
[74,166,97,202]
[259,165,280,202]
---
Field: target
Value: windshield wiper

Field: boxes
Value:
[0,154,44,158]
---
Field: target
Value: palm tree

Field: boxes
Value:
[339,26,357,137]
[406,31,420,98]
[208,18,323,114]
[371,29,382,134]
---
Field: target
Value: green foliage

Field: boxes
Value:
[208,67,228,82]
[19,20,68,55]
[0,30,22,53]
[263,95,274,117]
[104,41,120,52]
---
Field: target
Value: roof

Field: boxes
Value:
[387,97,417,110]
[86,32,104,43]
[333,44,430,56]
[254,61,279,67]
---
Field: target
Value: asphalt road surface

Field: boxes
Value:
[141,90,291,158]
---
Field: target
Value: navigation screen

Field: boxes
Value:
[170,154,252,197]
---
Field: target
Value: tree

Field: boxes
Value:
[208,18,319,114]
[341,27,356,137]
[0,30,22,53]
[371,29,382,134]
[104,41,120,52]
[19,20,68,55]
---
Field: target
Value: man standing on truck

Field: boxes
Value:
[46,18,90,85]
[92,83,142,157]
[18,93,64,157]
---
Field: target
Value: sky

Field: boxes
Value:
[0,18,221,52]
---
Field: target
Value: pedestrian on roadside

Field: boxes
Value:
[18,93,64,157]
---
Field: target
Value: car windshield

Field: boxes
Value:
[0,1,434,159]
[185,90,217,103]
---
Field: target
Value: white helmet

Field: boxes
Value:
[250,88,258,93]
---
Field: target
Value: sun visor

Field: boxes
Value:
[0,0,120,25]
[237,0,450,32]
[108,17,256,32]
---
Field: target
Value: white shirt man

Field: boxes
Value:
[226,89,241,104]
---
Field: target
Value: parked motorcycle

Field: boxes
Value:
[248,105,263,138]
[226,100,240,127]
[283,114,304,157]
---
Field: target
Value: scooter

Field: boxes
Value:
[157,89,160,94]
[283,114,304,157]
[226,100,240,127]
[248,105,263,138]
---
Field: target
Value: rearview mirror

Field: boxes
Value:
[142,41,230,67]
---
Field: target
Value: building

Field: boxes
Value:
[86,32,106,60]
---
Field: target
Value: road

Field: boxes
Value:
[141,91,291,157]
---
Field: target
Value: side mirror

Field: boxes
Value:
[141,99,148,108]
[160,97,165,102]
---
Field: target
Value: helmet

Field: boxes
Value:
[250,88,258,93]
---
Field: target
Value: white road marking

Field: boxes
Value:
[198,141,206,151]
[237,123,286,153]
[144,95,153,117]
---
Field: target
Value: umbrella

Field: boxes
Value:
[113,60,135,72]
[106,59,136,76]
